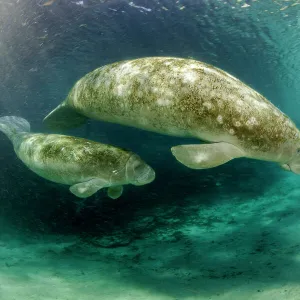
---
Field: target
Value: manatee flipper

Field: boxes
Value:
[43,102,87,131]
[69,178,108,198]
[107,186,124,199]
[171,142,245,169]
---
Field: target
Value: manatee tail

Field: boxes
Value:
[43,102,87,131]
[0,116,30,140]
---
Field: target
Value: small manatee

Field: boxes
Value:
[43,57,300,173]
[0,116,155,198]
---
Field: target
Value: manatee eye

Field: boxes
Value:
[297,148,300,154]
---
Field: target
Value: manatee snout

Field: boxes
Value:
[126,154,156,186]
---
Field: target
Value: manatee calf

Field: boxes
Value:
[0,116,155,198]
[44,57,300,173]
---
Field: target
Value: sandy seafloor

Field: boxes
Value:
[2,172,300,300]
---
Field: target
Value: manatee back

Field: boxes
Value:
[74,58,300,154]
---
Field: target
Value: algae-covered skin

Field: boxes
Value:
[44,57,300,173]
[0,116,155,198]
[15,134,132,185]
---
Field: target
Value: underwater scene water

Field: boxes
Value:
[2,0,300,299]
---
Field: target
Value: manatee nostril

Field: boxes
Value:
[134,163,146,173]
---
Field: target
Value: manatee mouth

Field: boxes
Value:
[134,165,155,185]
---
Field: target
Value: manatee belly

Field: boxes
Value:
[69,57,299,154]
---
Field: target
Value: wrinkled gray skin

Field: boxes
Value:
[44,57,300,173]
[0,116,155,198]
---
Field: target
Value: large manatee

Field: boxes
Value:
[44,57,300,173]
[0,116,155,198]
